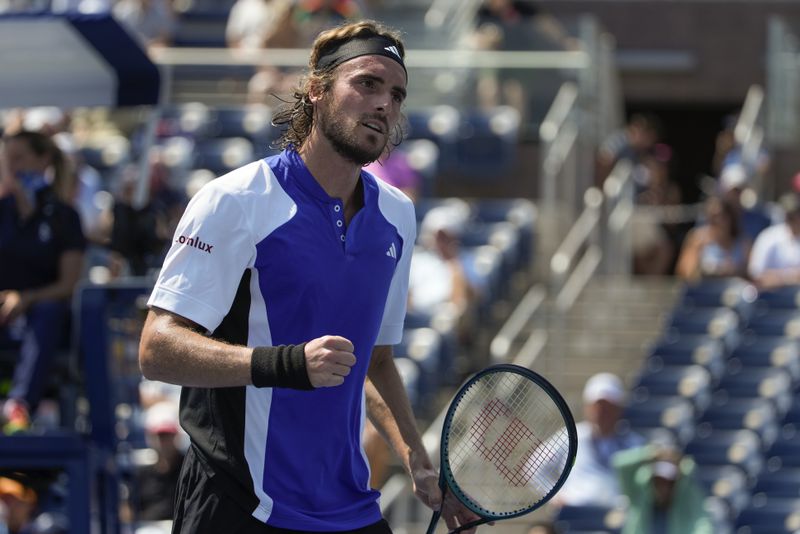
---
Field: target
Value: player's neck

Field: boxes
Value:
[298,135,361,204]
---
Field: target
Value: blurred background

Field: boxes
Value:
[1,0,800,532]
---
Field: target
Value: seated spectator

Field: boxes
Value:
[676,196,751,281]
[0,476,37,534]
[597,113,662,185]
[717,163,771,242]
[0,131,86,434]
[134,401,186,522]
[408,204,475,325]
[748,192,800,289]
[613,445,712,534]
[364,148,423,203]
[553,373,645,507]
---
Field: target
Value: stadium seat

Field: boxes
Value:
[553,504,626,533]
[193,137,256,175]
[780,396,800,430]
[393,356,422,412]
[631,364,713,413]
[754,284,800,310]
[404,106,459,170]
[695,464,751,518]
[697,397,779,450]
[622,395,696,447]
[665,306,740,349]
[204,104,278,149]
[471,198,537,269]
[743,309,800,339]
[684,428,764,479]
[645,335,726,384]
[459,221,521,285]
[715,366,794,417]
[451,106,520,178]
[158,102,214,139]
[734,496,800,533]
[678,278,757,320]
[395,328,443,407]
[764,431,800,469]
[728,336,800,384]
[460,245,504,320]
[752,468,800,499]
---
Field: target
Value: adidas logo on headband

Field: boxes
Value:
[384,45,401,58]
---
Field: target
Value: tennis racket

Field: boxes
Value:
[425,364,577,534]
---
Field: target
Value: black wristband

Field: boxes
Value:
[251,343,313,390]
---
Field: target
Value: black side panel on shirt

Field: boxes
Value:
[178,268,259,514]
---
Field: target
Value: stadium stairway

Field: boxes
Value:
[536,275,681,415]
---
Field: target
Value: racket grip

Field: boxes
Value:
[425,509,442,534]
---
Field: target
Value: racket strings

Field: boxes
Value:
[445,372,572,515]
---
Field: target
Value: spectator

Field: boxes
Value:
[676,196,751,281]
[112,0,175,51]
[748,192,800,289]
[408,204,475,325]
[134,401,186,522]
[0,132,85,434]
[597,113,661,185]
[0,477,37,534]
[716,163,771,242]
[613,445,712,534]
[631,147,682,276]
[364,148,423,203]
[553,373,645,507]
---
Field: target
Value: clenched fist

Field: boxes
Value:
[304,336,356,387]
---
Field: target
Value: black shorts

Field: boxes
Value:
[172,446,393,534]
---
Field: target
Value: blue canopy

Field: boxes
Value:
[0,13,160,108]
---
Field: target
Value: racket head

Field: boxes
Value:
[438,364,577,521]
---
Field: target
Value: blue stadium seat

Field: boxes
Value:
[553,504,626,533]
[752,468,800,499]
[471,198,536,269]
[393,356,422,412]
[744,309,800,339]
[158,102,214,139]
[764,431,800,469]
[459,221,520,284]
[665,307,740,349]
[754,284,800,310]
[734,497,800,533]
[781,396,800,430]
[684,428,764,479]
[622,395,696,447]
[193,137,256,175]
[460,245,504,321]
[631,364,713,413]
[697,397,779,450]
[395,328,443,408]
[646,335,726,384]
[694,464,751,518]
[204,104,278,149]
[451,106,520,178]
[78,135,131,182]
[715,367,794,417]
[678,278,758,319]
[728,336,800,384]
[404,106,459,170]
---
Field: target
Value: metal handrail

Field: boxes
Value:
[489,284,546,363]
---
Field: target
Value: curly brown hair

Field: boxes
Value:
[271,20,407,152]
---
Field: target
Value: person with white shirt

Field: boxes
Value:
[552,373,645,507]
[748,192,800,289]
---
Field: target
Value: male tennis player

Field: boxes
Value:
[139,20,480,534]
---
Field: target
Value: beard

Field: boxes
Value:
[316,102,387,165]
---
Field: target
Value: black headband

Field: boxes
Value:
[315,36,407,77]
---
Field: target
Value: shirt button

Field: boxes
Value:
[340,234,346,241]
[334,205,341,212]
[336,220,343,227]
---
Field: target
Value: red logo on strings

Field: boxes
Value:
[471,399,543,486]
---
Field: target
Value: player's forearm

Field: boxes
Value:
[139,309,253,387]
[367,352,430,473]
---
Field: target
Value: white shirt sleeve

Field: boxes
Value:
[148,181,255,333]
[375,200,416,346]
[748,226,775,279]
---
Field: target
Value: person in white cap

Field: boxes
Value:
[717,163,771,242]
[613,444,712,534]
[552,373,645,507]
[748,191,800,289]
